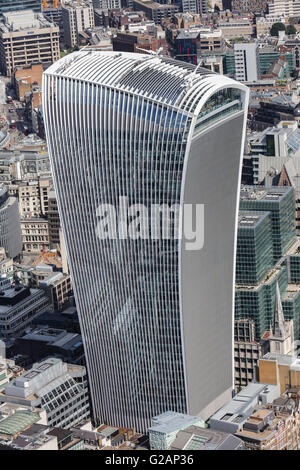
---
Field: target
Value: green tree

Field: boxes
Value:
[270,22,286,36]
[286,24,296,35]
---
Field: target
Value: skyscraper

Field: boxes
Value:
[43,50,249,431]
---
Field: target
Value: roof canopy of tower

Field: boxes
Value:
[44,50,245,116]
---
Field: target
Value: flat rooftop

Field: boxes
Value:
[0,9,57,32]
[149,411,203,434]
[238,210,269,228]
[240,185,292,202]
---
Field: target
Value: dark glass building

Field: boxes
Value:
[240,186,296,262]
[236,211,273,286]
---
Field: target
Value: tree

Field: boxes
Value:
[286,24,296,35]
[270,22,286,37]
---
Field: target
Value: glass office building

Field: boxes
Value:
[43,51,249,431]
[236,211,273,286]
[0,0,41,13]
[289,254,300,283]
[235,264,288,339]
[240,186,296,262]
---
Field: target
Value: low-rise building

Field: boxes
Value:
[14,63,43,101]
[0,283,49,338]
[170,425,245,450]
[39,272,72,310]
[234,319,270,392]
[235,392,300,450]
[209,382,280,434]
[148,411,205,450]
[21,218,49,253]
[14,326,84,366]
[217,18,253,40]
[259,352,300,394]
[1,357,90,429]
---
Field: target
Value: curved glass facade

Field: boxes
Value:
[43,51,249,432]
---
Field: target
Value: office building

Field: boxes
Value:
[148,411,205,450]
[18,178,52,218]
[181,0,198,13]
[170,426,245,450]
[0,10,59,76]
[248,120,300,160]
[1,357,90,429]
[239,186,296,262]
[61,0,95,48]
[234,319,269,392]
[259,45,295,77]
[0,149,51,184]
[209,382,281,434]
[235,263,285,339]
[14,326,84,366]
[43,50,249,431]
[0,186,22,259]
[20,218,49,253]
[39,271,72,310]
[0,283,49,338]
[268,0,300,18]
[234,43,259,83]
[0,0,41,14]
[231,0,268,13]
[235,393,300,450]
[92,0,121,8]
[236,211,273,286]
[218,19,253,40]
[132,0,180,25]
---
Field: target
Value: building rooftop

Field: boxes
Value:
[240,185,293,202]
[99,426,119,438]
[149,411,204,434]
[209,382,280,432]
[44,50,245,115]
[0,410,39,437]
[238,211,269,228]
[261,352,297,366]
[0,9,57,33]
[21,327,82,350]
[170,425,244,450]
